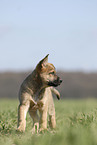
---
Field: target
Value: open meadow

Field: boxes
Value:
[0,99,97,145]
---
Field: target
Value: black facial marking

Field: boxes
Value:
[48,77,62,87]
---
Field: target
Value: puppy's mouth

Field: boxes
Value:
[48,78,62,87]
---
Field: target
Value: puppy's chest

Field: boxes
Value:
[34,89,45,102]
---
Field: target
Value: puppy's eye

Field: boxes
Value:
[49,72,55,75]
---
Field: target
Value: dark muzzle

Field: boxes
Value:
[48,77,62,87]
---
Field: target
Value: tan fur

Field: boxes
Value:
[17,54,62,133]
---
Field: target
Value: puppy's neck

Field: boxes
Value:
[31,70,45,93]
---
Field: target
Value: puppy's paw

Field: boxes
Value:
[39,128,48,133]
[16,126,25,132]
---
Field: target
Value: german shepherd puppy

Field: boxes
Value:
[17,54,62,133]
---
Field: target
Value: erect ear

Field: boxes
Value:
[36,54,49,70]
[39,54,49,66]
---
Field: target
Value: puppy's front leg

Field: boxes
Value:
[39,104,48,132]
[17,103,29,132]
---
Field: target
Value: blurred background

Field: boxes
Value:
[0,0,97,99]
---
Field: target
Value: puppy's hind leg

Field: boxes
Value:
[29,109,39,134]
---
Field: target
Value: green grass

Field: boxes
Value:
[0,99,97,145]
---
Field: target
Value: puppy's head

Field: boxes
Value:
[36,54,62,87]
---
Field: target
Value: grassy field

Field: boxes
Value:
[0,99,97,145]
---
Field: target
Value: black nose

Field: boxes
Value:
[60,79,63,83]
